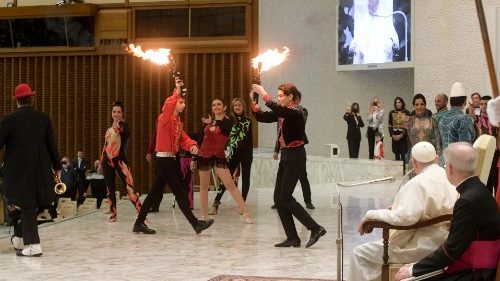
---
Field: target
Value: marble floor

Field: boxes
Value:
[0,180,399,281]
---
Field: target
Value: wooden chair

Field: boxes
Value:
[363,214,452,281]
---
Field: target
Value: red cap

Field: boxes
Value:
[13,83,35,100]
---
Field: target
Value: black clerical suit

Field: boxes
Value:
[412,176,500,280]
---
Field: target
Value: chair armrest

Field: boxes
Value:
[364,214,452,234]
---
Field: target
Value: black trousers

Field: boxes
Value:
[14,207,39,245]
[347,138,361,158]
[299,170,312,204]
[367,127,378,159]
[274,147,319,240]
[213,156,253,203]
[136,157,198,227]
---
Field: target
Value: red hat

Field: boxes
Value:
[13,83,35,100]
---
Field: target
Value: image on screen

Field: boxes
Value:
[338,0,411,66]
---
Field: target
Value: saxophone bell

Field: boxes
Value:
[54,171,67,195]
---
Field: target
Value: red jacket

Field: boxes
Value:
[155,89,197,154]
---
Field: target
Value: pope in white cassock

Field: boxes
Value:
[347,141,458,281]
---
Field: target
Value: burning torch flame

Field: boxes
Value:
[251,46,290,73]
[127,44,171,65]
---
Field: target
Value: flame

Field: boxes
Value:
[251,46,290,73]
[127,44,171,65]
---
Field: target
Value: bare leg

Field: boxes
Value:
[198,170,211,220]
[214,167,253,224]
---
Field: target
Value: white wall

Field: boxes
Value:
[258,0,414,159]
[414,0,499,106]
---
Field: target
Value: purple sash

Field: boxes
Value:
[445,240,500,274]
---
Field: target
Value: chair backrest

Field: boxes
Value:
[473,134,496,185]
[59,201,77,218]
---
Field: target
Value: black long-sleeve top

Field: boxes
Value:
[413,176,500,277]
[343,112,365,140]
[253,99,307,147]
[227,115,253,161]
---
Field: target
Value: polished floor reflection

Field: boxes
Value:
[0,180,399,281]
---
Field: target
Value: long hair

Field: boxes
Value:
[229,98,247,122]
[393,97,406,111]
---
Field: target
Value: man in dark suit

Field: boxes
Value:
[395,142,500,281]
[0,83,61,257]
[71,149,88,205]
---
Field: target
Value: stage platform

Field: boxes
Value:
[0,179,400,280]
[251,150,404,188]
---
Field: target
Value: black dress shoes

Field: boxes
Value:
[306,226,326,248]
[305,202,316,209]
[271,205,277,209]
[274,238,301,248]
[194,219,214,234]
[133,222,156,234]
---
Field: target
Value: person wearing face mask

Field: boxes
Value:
[86,160,106,209]
[60,156,77,201]
[251,83,326,248]
[344,102,365,158]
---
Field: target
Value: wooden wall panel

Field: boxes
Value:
[0,52,251,194]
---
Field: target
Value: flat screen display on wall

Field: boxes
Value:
[337,0,413,71]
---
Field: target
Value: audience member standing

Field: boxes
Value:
[438,82,475,166]
[366,97,384,159]
[72,150,88,205]
[60,156,77,200]
[343,102,364,158]
[432,93,449,124]
[407,94,440,158]
[388,97,410,171]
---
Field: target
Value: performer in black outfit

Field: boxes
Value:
[0,83,61,257]
[343,102,364,158]
[251,82,326,248]
[395,142,500,281]
[272,96,315,210]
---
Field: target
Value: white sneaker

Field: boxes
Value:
[10,236,23,250]
[16,244,42,257]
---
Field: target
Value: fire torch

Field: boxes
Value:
[250,47,290,103]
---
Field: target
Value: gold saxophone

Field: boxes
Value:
[54,171,67,195]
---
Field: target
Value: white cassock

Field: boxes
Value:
[347,164,458,281]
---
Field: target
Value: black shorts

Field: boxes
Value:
[196,156,228,171]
